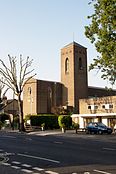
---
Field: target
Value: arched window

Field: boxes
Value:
[65,58,69,73]
[48,87,52,99]
[28,87,32,95]
[79,57,83,70]
[47,87,52,112]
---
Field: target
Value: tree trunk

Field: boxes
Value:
[18,94,25,132]
[75,129,78,134]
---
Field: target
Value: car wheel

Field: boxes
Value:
[91,131,95,134]
[107,131,112,134]
[98,130,103,134]
[86,129,89,134]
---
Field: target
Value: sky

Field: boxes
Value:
[0,0,115,98]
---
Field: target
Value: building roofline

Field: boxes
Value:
[37,78,62,84]
[88,86,116,91]
[62,41,87,49]
[71,113,116,118]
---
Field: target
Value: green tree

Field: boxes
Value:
[58,115,72,133]
[58,115,66,133]
[85,0,116,85]
[0,55,36,131]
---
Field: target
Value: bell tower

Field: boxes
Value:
[61,41,88,113]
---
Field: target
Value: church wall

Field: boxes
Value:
[23,78,37,117]
[74,45,88,112]
[61,44,75,107]
[36,80,63,113]
[23,79,63,115]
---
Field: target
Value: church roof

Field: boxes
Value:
[62,41,87,49]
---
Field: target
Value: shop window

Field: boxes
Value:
[102,104,113,109]
[88,105,91,109]
[88,105,98,110]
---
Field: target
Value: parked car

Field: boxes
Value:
[85,122,112,134]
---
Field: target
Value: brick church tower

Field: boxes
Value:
[61,41,88,113]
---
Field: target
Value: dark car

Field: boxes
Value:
[86,122,112,134]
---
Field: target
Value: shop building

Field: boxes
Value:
[71,96,116,130]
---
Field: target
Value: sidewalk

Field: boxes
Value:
[27,129,116,138]
[0,127,85,137]
[1,128,115,137]
[27,129,85,136]
[27,129,64,136]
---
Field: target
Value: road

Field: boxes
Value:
[0,131,116,174]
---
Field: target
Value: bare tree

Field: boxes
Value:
[0,77,9,111]
[0,55,36,131]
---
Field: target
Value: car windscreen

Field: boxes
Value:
[97,122,107,127]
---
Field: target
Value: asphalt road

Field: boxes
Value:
[0,131,116,174]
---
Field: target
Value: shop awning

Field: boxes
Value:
[71,113,116,118]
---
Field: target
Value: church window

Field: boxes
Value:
[79,57,83,70]
[48,87,52,99]
[65,58,69,73]
[28,87,32,95]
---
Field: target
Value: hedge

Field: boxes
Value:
[0,113,10,122]
[26,114,59,129]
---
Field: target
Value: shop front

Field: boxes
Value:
[71,113,116,131]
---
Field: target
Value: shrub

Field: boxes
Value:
[13,116,19,129]
[58,115,72,129]
[26,114,59,129]
[72,122,80,129]
[0,113,9,122]
[72,122,80,133]
[58,115,66,129]
[0,121,3,129]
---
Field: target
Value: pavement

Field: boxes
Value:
[0,127,80,136]
[27,129,68,136]
[1,128,116,138]
[27,129,80,136]
[27,129,91,137]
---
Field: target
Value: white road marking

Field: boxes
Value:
[4,152,15,156]
[2,162,11,166]
[12,161,21,164]
[93,169,111,174]
[18,153,60,163]
[22,164,32,167]
[1,135,16,138]
[11,165,21,169]
[0,156,9,163]
[0,152,15,156]
[84,172,90,174]
[33,167,44,171]
[54,141,63,144]
[21,169,33,173]
[25,138,32,141]
[45,171,59,174]
[103,147,116,151]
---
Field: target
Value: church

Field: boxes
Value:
[23,41,116,116]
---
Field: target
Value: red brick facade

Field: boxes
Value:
[23,42,116,116]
